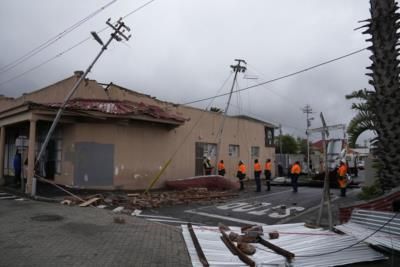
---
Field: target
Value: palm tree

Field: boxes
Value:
[345,89,376,147]
[354,0,400,190]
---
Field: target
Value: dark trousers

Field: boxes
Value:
[254,171,261,192]
[237,173,245,190]
[218,170,225,176]
[291,174,299,192]
[264,170,271,191]
[14,169,21,185]
[340,187,346,197]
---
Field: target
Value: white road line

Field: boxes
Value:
[136,214,176,220]
[0,196,18,200]
[146,218,200,224]
[276,195,339,224]
[0,192,10,196]
[195,189,293,211]
[185,210,267,226]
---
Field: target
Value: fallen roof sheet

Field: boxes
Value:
[182,223,386,267]
[335,209,400,251]
[34,98,186,123]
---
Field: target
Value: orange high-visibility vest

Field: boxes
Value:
[291,164,301,175]
[218,162,225,171]
[254,163,262,172]
[265,162,272,171]
[338,165,347,177]
[238,164,246,174]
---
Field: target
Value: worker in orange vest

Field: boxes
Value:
[264,159,272,191]
[218,160,226,176]
[203,156,213,175]
[337,161,348,197]
[254,159,262,192]
[236,160,246,190]
[290,161,301,193]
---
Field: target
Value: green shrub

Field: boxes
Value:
[358,181,384,200]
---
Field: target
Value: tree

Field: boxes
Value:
[297,137,309,155]
[345,89,376,147]
[275,134,298,154]
[350,0,400,190]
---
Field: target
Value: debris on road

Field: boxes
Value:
[61,187,237,211]
[79,197,101,207]
[112,206,124,213]
[113,216,126,224]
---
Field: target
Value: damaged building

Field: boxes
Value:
[0,72,276,193]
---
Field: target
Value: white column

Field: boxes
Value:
[0,127,5,185]
[26,119,36,195]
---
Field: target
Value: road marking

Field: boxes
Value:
[268,206,305,218]
[136,214,176,220]
[194,189,293,211]
[185,209,267,226]
[146,218,199,224]
[0,196,18,200]
[0,192,9,196]
[276,195,339,224]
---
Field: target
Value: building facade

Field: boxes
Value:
[0,72,276,193]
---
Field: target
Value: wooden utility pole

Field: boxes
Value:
[307,113,345,230]
[30,18,131,196]
[302,104,314,176]
[215,59,246,171]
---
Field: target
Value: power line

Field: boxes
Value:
[183,48,368,105]
[0,0,118,75]
[0,0,156,90]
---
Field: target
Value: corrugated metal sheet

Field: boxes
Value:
[182,223,386,267]
[335,209,400,251]
[37,98,186,123]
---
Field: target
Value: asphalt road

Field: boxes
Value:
[137,184,345,227]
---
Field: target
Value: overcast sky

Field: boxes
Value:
[0,0,375,144]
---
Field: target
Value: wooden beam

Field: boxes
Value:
[219,229,255,267]
[187,223,209,267]
[257,237,295,261]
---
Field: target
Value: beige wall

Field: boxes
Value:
[54,109,274,190]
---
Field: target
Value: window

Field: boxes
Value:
[251,146,260,158]
[265,127,274,147]
[229,144,240,157]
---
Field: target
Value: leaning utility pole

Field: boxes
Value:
[308,113,345,230]
[30,18,131,196]
[302,104,314,176]
[215,59,246,171]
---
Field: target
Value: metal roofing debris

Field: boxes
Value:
[335,209,400,251]
[39,98,186,123]
[182,223,386,267]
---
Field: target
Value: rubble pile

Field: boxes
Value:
[62,187,238,210]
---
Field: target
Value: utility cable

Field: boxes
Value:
[0,0,118,75]
[245,65,304,111]
[183,48,368,105]
[0,0,156,89]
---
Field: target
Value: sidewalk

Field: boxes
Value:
[0,198,191,267]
